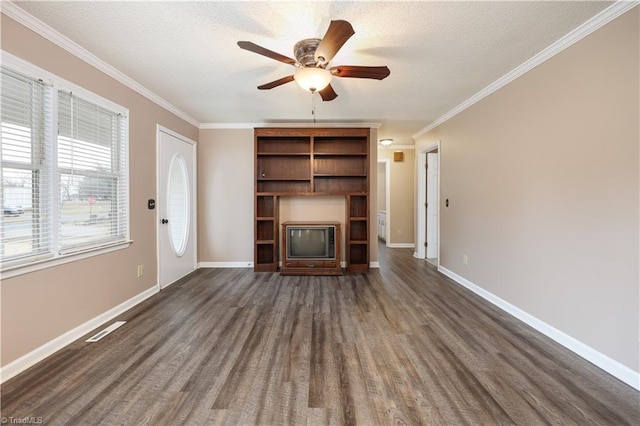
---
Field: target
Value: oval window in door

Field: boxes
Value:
[167,153,190,256]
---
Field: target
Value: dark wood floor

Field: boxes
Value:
[2,246,639,425]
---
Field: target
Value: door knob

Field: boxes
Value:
[161,218,168,224]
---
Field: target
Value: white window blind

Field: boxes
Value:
[1,68,53,263]
[57,91,127,254]
[1,62,129,273]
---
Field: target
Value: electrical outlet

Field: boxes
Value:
[137,264,144,277]
[463,255,468,266]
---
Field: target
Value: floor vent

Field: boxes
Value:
[86,321,126,343]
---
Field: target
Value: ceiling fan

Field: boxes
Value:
[238,20,390,101]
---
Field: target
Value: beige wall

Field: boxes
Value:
[416,9,639,372]
[197,129,254,264]
[1,16,199,366]
[198,127,378,265]
[378,148,415,245]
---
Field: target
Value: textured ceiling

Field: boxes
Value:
[13,1,612,145]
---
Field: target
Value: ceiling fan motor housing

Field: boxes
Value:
[294,38,323,67]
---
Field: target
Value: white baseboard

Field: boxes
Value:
[199,261,349,269]
[0,285,159,384]
[438,266,640,391]
[198,261,253,268]
[386,243,415,249]
[370,261,380,268]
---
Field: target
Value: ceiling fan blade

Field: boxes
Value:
[257,75,295,90]
[330,65,391,80]
[238,41,297,66]
[314,20,355,65]
[319,84,338,101]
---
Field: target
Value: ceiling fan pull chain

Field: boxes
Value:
[311,92,317,123]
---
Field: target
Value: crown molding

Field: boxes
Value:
[199,123,262,130]
[1,1,200,128]
[412,0,639,140]
[200,122,382,130]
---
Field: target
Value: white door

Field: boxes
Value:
[426,152,438,259]
[158,127,196,289]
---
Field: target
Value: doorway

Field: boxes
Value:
[157,126,197,289]
[377,159,390,247]
[425,151,439,264]
[416,142,440,265]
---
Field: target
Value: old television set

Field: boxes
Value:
[285,224,336,260]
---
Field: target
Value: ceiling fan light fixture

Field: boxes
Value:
[294,67,332,92]
[380,138,393,147]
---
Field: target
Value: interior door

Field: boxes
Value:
[158,128,196,289]
[426,152,438,259]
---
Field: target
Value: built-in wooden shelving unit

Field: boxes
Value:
[254,128,370,273]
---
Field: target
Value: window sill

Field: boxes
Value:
[0,240,133,280]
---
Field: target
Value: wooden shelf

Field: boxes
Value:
[257,152,310,156]
[256,136,310,154]
[254,128,370,273]
[315,177,367,193]
[257,181,311,193]
[254,194,278,271]
[256,219,274,241]
[314,156,367,175]
[258,178,311,181]
[314,173,367,178]
[314,136,368,155]
[257,156,309,180]
[348,195,368,217]
[313,152,367,156]
[346,195,369,271]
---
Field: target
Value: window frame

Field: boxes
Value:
[1,52,131,279]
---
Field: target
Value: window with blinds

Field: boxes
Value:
[1,68,53,263]
[1,64,129,271]
[57,91,127,254]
